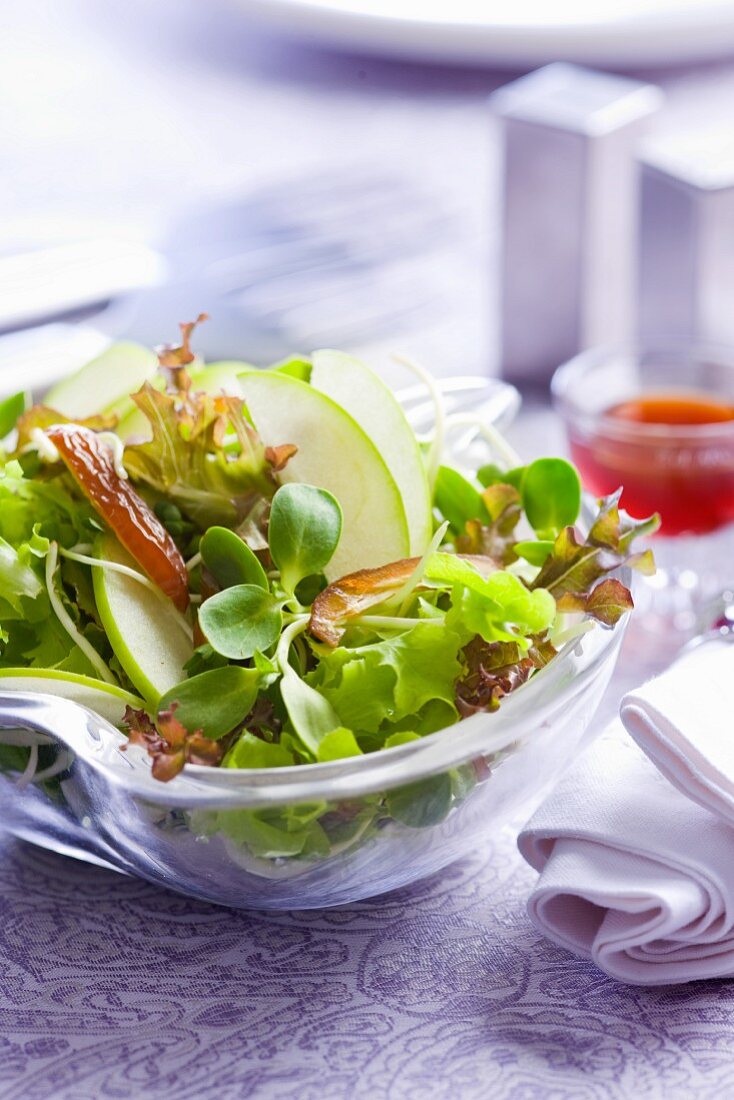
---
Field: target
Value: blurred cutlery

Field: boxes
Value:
[0,239,166,333]
[0,169,460,362]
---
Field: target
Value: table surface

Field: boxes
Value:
[3,3,734,1097]
[4,805,734,1100]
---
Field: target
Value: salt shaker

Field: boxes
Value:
[492,63,663,387]
[639,131,734,347]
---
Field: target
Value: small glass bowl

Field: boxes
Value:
[552,342,734,535]
[0,544,629,911]
[553,342,734,643]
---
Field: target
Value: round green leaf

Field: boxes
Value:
[200,526,268,590]
[514,539,554,567]
[269,483,342,593]
[0,391,27,440]
[433,465,487,534]
[199,585,283,660]
[477,463,526,491]
[386,773,453,828]
[522,458,581,536]
[158,666,260,740]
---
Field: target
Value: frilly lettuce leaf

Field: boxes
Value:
[0,460,96,548]
[0,536,43,611]
[307,620,467,737]
[300,549,556,751]
[123,384,274,528]
[0,461,115,679]
[455,637,534,716]
[556,576,634,627]
[14,405,116,452]
[530,490,659,622]
[426,553,555,638]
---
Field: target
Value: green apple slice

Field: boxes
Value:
[195,361,255,391]
[239,371,410,578]
[0,668,143,725]
[92,534,193,704]
[311,350,432,556]
[45,342,158,419]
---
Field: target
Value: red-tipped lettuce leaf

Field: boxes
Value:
[123,384,273,528]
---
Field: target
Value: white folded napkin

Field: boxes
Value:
[621,638,734,827]
[518,637,734,985]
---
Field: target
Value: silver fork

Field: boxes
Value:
[398,375,520,437]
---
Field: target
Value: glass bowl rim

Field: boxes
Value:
[552,340,734,443]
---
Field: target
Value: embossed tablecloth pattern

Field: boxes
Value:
[2,826,734,1100]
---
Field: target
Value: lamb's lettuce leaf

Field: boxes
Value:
[0,391,28,440]
[197,804,331,859]
[268,483,342,597]
[157,666,260,741]
[198,584,283,660]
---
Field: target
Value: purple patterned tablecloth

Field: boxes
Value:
[2,821,733,1100]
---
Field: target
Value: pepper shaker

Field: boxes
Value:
[492,63,663,387]
[639,131,734,347]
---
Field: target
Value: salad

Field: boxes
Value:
[0,318,657,858]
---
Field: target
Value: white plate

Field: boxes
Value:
[235,0,734,67]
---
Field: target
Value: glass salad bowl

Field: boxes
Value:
[0,546,628,910]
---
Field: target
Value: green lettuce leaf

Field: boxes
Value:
[0,461,113,679]
[386,774,453,827]
[0,537,43,611]
[307,620,467,737]
[200,804,331,859]
[427,552,556,643]
[0,461,96,548]
[224,732,295,769]
[316,727,363,762]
